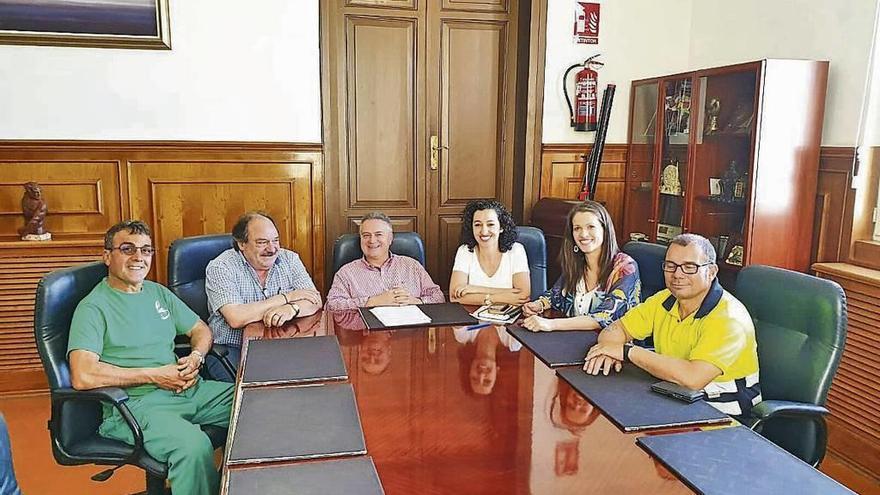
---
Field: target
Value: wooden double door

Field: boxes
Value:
[322,0,521,288]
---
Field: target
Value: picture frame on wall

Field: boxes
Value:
[0,0,171,50]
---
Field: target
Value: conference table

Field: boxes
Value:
[221,309,695,494]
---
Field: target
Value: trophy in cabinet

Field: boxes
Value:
[720,161,740,202]
[734,171,748,200]
[724,100,754,134]
[726,245,744,266]
[659,159,682,196]
[705,98,721,135]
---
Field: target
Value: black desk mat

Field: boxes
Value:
[358,302,477,330]
[637,426,854,495]
[506,324,598,367]
[556,365,731,432]
[227,383,366,465]
[226,456,384,495]
[241,335,347,387]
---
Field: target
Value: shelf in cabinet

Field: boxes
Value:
[696,195,746,206]
[702,130,751,140]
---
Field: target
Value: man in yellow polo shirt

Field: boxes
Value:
[583,233,761,418]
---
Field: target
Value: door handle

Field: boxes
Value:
[430,135,448,171]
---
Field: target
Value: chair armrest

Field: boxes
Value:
[52,386,129,405]
[752,400,828,422]
[51,387,145,453]
[749,400,829,468]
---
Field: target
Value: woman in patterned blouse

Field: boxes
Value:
[521,201,641,331]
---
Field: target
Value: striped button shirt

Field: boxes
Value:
[325,254,444,311]
[205,248,317,347]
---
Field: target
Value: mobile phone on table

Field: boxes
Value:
[484,304,513,316]
[650,381,705,403]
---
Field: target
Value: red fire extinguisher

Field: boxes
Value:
[564,54,603,132]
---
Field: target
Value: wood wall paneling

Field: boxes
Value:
[538,143,628,244]
[812,147,855,264]
[0,142,324,394]
[0,240,104,393]
[0,161,123,241]
[128,159,322,287]
[812,263,880,481]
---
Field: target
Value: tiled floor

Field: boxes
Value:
[1,393,878,494]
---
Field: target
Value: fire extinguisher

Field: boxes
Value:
[564,54,603,132]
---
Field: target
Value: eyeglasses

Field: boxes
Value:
[661,260,712,275]
[107,243,155,256]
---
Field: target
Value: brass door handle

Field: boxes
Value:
[430,135,448,170]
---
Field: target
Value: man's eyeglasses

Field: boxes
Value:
[661,260,712,275]
[107,243,155,256]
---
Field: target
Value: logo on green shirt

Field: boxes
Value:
[155,300,170,320]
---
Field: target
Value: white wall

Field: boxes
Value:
[689,0,878,146]
[542,0,693,144]
[0,0,321,142]
[542,0,879,146]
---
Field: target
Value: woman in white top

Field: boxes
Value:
[449,199,530,306]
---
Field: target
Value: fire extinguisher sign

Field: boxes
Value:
[573,2,600,45]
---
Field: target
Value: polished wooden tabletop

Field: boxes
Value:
[231,309,693,494]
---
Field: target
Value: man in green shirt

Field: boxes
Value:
[68,220,233,495]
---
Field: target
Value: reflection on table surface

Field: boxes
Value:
[240,310,691,494]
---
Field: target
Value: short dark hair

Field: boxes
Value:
[669,233,716,264]
[459,199,518,252]
[104,220,152,250]
[359,212,393,231]
[231,211,276,251]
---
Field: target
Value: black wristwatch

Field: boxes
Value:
[622,342,634,363]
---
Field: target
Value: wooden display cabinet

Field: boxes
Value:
[623,60,829,285]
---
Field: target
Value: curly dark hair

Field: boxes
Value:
[459,199,518,253]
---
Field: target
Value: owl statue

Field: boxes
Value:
[19,182,51,241]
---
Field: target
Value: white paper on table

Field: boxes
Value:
[368,305,431,327]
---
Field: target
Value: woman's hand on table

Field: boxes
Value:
[521,300,545,316]
[522,314,555,332]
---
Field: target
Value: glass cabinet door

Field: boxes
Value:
[691,69,757,273]
[623,81,659,242]
[655,77,693,245]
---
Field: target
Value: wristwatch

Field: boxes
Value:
[622,342,634,363]
[191,349,204,366]
[288,302,301,317]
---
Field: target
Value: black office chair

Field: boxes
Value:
[33,262,228,495]
[621,241,667,302]
[167,234,236,380]
[735,265,847,467]
[330,231,426,279]
[516,226,547,300]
